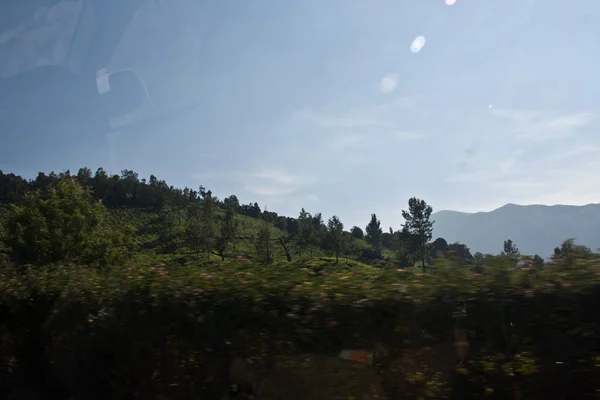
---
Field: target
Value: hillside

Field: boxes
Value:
[104,207,289,262]
[3,171,600,398]
[433,203,600,257]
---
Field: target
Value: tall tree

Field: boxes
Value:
[502,239,520,262]
[326,215,344,263]
[365,213,383,258]
[402,197,434,272]
[185,203,203,256]
[255,207,272,264]
[200,190,216,256]
[215,203,238,260]
[296,208,315,257]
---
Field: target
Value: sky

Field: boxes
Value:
[2,0,600,231]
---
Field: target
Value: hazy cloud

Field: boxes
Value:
[244,167,316,199]
[292,97,417,130]
[491,109,595,141]
[389,130,429,141]
[330,134,365,149]
[292,108,390,129]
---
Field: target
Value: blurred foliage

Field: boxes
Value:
[0,254,599,398]
[1,169,600,399]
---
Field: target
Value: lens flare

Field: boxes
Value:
[410,36,426,53]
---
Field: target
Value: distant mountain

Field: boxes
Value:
[432,203,600,258]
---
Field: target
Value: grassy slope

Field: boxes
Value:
[1,203,399,267]
[104,207,290,262]
[103,207,405,268]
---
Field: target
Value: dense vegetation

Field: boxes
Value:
[1,168,599,399]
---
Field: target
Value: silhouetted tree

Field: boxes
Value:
[326,215,344,262]
[402,197,434,272]
[365,213,383,258]
[502,239,520,262]
[351,226,364,239]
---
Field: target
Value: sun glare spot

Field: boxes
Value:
[410,36,426,53]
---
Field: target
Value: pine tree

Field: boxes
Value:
[200,190,216,257]
[255,207,272,264]
[502,239,520,263]
[215,203,238,260]
[365,213,383,258]
[402,197,434,272]
[327,215,344,263]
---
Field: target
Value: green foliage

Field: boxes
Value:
[446,242,473,265]
[365,213,382,258]
[5,166,600,398]
[402,198,434,271]
[184,203,204,255]
[553,238,592,264]
[296,208,316,257]
[533,254,545,267]
[326,215,344,262]
[502,239,520,262]
[254,219,272,264]
[215,203,238,260]
[5,177,132,265]
[351,225,364,239]
[1,257,600,398]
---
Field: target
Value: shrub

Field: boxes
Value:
[1,257,600,398]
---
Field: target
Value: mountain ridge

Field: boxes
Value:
[432,203,600,257]
[436,202,600,215]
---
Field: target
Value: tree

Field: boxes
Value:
[224,194,240,210]
[446,242,473,265]
[430,237,448,259]
[157,204,178,248]
[0,170,29,203]
[351,226,364,239]
[473,252,485,267]
[533,254,545,268]
[255,210,272,264]
[391,227,418,267]
[279,236,294,262]
[402,197,434,272]
[326,215,344,263]
[6,177,131,265]
[200,190,216,256]
[185,203,204,256]
[215,203,238,260]
[296,208,315,257]
[365,213,383,258]
[76,167,92,187]
[382,229,394,249]
[502,239,520,262]
[552,239,592,263]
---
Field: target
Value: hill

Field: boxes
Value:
[432,203,600,257]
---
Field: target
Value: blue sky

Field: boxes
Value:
[2,0,600,230]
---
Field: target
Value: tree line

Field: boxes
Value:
[0,167,588,269]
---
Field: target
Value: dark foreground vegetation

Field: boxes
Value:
[1,168,599,399]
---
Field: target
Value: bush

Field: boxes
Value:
[1,256,600,399]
